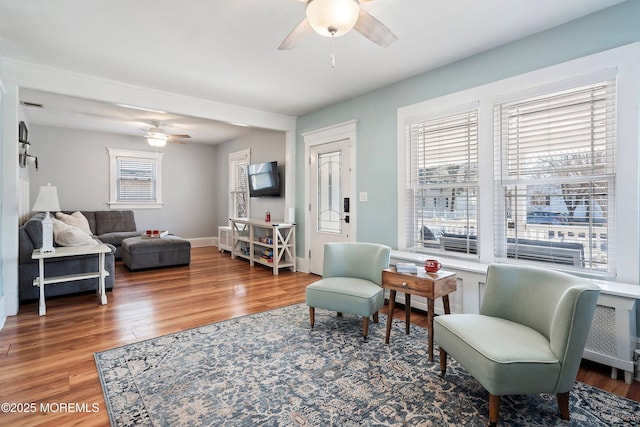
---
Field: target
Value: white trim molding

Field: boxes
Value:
[397,42,640,283]
[303,120,358,267]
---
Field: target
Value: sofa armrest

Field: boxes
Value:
[19,228,37,264]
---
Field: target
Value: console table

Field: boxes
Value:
[32,244,111,316]
[382,267,457,362]
[230,218,296,275]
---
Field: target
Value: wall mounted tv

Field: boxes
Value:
[247,161,281,197]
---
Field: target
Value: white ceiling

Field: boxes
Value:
[0,0,626,144]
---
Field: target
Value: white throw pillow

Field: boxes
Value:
[52,218,98,247]
[56,211,93,235]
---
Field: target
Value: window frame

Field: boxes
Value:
[228,149,250,221]
[493,77,617,274]
[108,148,163,209]
[403,103,480,258]
[397,43,639,281]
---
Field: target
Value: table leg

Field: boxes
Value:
[38,258,46,316]
[405,293,411,335]
[385,290,396,344]
[98,252,107,305]
[427,298,435,362]
[443,294,451,314]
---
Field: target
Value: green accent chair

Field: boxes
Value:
[434,263,599,426]
[306,242,391,339]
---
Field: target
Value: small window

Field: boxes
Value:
[229,149,250,220]
[108,148,163,209]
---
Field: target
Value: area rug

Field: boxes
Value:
[95,304,640,426]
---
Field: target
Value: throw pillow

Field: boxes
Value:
[56,211,93,235]
[52,218,98,247]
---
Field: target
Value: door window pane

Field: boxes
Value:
[317,151,342,234]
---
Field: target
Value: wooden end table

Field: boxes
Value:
[382,267,457,362]
[32,244,111,316]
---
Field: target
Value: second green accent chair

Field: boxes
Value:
[434,263,599,427]
[306,242,391,339]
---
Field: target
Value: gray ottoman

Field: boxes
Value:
[122,236,191,270]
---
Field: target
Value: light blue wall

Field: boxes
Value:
[295,0,640,252]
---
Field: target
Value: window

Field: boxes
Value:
[229,149,250,220]
[494,79,616,272]
[398,45,638,280]
[108,149,163,208]
[404,106,479,255]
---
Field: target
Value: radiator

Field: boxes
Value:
[582,293,637,384]
[218,226,233,253]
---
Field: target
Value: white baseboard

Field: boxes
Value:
[296,256,310,273]
[0,295,6,331]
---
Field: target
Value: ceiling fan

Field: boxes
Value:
[144,122,191,147]
[279,0,397,50]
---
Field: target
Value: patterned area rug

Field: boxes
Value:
[95,304,640,426]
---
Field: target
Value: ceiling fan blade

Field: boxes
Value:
[354,8,397,48]
[278,18,313,50]
[168,134,191,139]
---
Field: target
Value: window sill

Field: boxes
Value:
[390,250,487,275]
[108,202,163,209]
[390,249,639,298]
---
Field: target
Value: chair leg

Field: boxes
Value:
[309,307,315,329]
[362,317,369,339]
[557,391,570,420]
[489,394,501,427]
[373,311,379,323]
[439,347,448,377]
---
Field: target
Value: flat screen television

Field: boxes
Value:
[247,161,280,197]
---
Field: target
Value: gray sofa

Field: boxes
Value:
[18,210,140,303]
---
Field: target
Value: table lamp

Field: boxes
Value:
[32,183,61,252]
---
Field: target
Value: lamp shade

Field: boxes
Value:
[32,184,61,212]
[306,0,360,37]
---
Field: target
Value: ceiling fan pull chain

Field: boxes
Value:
[330,30,336,69]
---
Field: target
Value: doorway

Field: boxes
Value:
[304,121,356,275]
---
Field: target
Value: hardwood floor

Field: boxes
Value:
[1,246,638,426]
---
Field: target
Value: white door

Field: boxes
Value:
[309,139,353,275]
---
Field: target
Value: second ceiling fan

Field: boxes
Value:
[144,122,191,147]
[278,0,397,50]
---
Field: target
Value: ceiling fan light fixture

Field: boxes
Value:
[147,137,167,147]
[306,0,360,37]
[146,126,169,147]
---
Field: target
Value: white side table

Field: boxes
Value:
[32,244,111,316]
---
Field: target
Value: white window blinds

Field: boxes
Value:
[231,158,249,218]
[108,148,163,208]
[494,79,616,272]
[405,107,479,255]
[229,150,250,219]
[117,158,157,202]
